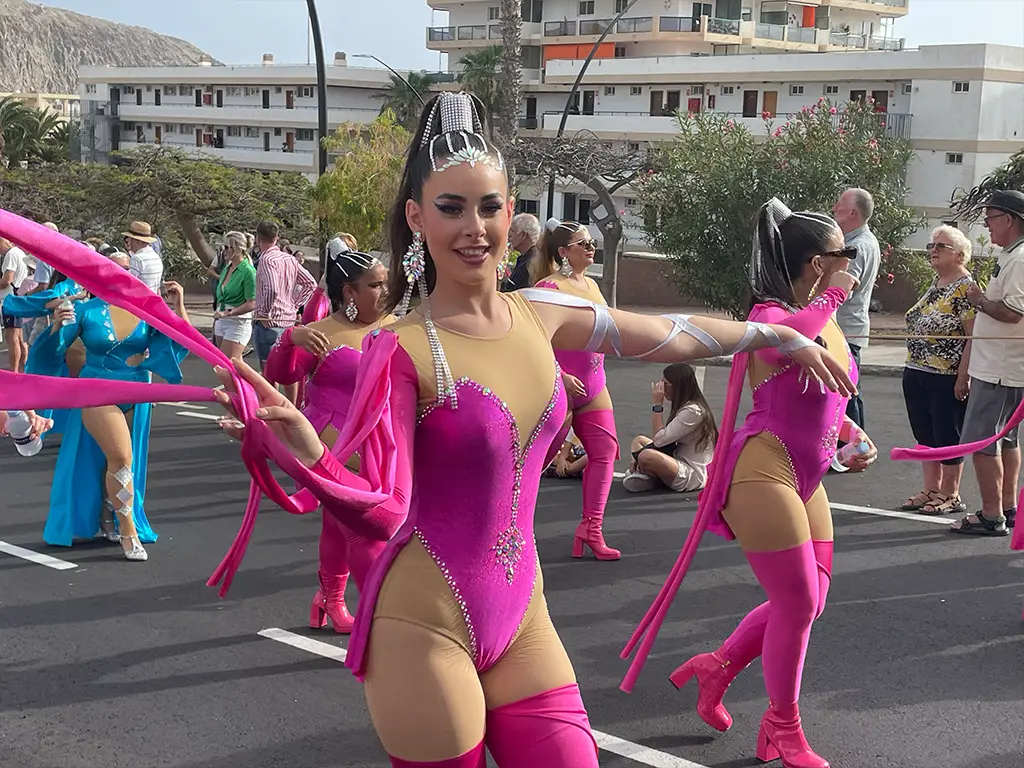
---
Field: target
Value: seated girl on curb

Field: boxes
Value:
[545,415,588,479]
[623,363,717,494]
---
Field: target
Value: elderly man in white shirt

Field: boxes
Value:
[0,237,30,372]
[122,221,164,293]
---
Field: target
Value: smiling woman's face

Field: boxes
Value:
[405,161,514,292]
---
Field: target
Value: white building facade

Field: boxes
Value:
[429,0,1024,253]
[77,54,397,178]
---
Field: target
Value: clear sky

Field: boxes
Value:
[35,0,1024,72]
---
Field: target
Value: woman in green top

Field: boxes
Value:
[212,231,257,359]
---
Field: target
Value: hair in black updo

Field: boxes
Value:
[383,92,507,315]
[324,236,380,311]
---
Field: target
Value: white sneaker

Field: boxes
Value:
[623,470,655,493]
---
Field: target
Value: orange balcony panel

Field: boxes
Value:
[543,43,615,64]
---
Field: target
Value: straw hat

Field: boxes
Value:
[121,221,158,244]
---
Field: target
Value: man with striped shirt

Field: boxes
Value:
[253,220,316,403]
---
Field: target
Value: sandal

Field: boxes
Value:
[901,489,937,511]
[919,493,968,516]
[1006,508,1016,529]
[949,511,1009,536]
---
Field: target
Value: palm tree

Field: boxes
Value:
[457,45,503,134]
[377,71,437,132]
[38,119,75,164]
[497,0,523,147]
[0,97,35,167]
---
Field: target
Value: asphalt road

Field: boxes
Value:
[0,357,1022,768]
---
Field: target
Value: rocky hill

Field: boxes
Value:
[0,0,214,94]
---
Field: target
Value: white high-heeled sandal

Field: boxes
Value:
[119,535,148,562]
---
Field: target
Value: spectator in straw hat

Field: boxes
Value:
[121,221,164,293]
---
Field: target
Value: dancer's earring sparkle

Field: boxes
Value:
[397,231,425,318]
[560,257,574,278]
[344,297,358,322]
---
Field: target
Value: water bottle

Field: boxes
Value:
[6,411,43,457]
[58,298,74,326]
[836,438,870,466]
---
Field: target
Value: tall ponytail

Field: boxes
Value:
[531,218,584,286]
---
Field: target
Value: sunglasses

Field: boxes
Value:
[925,242,956,252]
[569,238,597,252]
[821,246,858,260]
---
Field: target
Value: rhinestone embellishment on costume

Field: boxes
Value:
[493,525,526,585]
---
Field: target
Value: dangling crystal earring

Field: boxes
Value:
[560,257,574,278]
[344,297,358,322]
[397,231,425,318]
[497,241,512,281]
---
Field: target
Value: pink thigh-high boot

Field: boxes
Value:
[484,684,600,767]
[571,408,621,560]
[309,510,355,633]
[669,540,834,733]
[388,743,485,768]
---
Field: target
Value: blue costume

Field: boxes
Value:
[1,279,85,434]
[33,298,188,546]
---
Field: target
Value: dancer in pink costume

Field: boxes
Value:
[622,199,878,768]
[263,240,396,632]
[0,95,854,767]
[533,219,622,560]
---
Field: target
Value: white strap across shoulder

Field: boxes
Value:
[635,314,722,359]
[521,288,622,356]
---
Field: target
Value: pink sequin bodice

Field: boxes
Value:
[304,345,361,435]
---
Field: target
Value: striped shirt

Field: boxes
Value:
[129,245,164,293]
[255,246,316,327]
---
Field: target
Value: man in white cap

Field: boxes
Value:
[122,221,164,293]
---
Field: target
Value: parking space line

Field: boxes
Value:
[257,628,704,767]
[831,502,954,526]
[0,541,77,570]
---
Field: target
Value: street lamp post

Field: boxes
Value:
[305,0,329,177]
[352,54,426,106]
[544,0,639,220]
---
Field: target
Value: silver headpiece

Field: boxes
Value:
[420,92,504,174]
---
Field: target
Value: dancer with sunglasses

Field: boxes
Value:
[623,200,875,768]
[532,221,622,560]
[263,239,396,632]
[0,94,855,768]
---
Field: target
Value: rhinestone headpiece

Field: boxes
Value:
[421,92,504,174]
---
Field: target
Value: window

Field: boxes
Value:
[689,85,704,95]
[578,0,594,14]
[627,142,640,152]
[299,86,315,98]
[122,86,136,94]
[227,126,242,137]
[84,84,97,94]
[244,86,261,97]
[123,121,134,130]
[180,85,194,95]
[164,123,176,133]
[296,128,315,141]
[163,85,177,96]
[614,44,626,58]
[721,85,735,95]
[179,124,192,133]
[275,86,283,94]
[521,0,543,23]
[615,0,629,10]
[604,86,616,95]
[902,83,913,95]
[274,127,282,136]
[789,84,805,95]
[516,199,540,215]
[630,86,642,96]
[824,85,839,95]
[488,6,500,20]
[226,86,242,97]
[946,153,964,165]
[246,126,260,138]
[953,81,970,93]
[520,46,542,69]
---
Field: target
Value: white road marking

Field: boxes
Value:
[831,502,954,526]
[174,411,222,422]
[258,628,348,662]
[158,401,207,410]
[0,541,77,570]
[257,628,707,767]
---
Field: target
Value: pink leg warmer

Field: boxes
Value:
[484,684,600,768]
[719,539,834,668]
[573,408,619,521]
[748,542,819,705]
[388,743,485,768]
[318,509,350,581]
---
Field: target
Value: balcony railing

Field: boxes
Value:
[659,16,699,32]
[868,35,903,51]
[489,24,502,39]
[544,20,576,36]
[457,25,487,40]
[579,18,612,35]
[519,117,538,130]
[707,17,741,35]
[428,26,455,42]
[755,22,786,40]
[616,16,653,33]
[788,26,816,43]
[831,32,866,48]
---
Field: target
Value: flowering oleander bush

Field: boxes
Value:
[638,97,925,318]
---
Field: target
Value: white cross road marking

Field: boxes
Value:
[0,541,77,570]
[174,411,223,422]
[831,502,955,526]
[257,628,710,767]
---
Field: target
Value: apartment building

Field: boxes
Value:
[430,0,1024,251]
[77,53,395,178]
[0,91,80,122]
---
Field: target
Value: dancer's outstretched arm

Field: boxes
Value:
[263,326,320,386]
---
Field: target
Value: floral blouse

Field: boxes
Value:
[904,275,975,375]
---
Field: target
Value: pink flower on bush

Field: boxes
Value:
[647,168,655,175]
[868,97,875,104]
[819,96,826,104]
[869,138,879,149]
[773,127,783,137]
[838,128,847,136]
[762,110,772,119]
[829,107,838,115]
[726,119,735,129]
[886,272,895,284]
[884,245,894,257]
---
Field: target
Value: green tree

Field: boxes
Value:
[378,71,437,132]
[950,147,1024,222]
[312,111,411,252]
[639,99,924,317]
[457,45,503,133]
[0,99,69,167]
